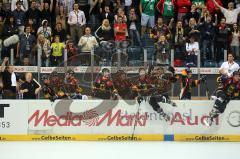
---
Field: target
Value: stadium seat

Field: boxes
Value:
[127,47,142,61]
[203,60,217,67]
[143,46,155,61]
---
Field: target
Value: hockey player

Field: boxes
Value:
[148,65,177,121]
[204,71,240,126]
[113,70,136,99]
[64,69,86,99]
[179,67,206,100]
[42,75,58,101]
[93,68,117,99]
[49,71,67,99]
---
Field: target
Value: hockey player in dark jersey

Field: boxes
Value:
[49,71,67,99]
[93,68,117,99]
[204,71,240,126]
[179,67,206,100]
[42,75,58,101]
[113,70,136,99]
[148,65,178,121]
[64,69,86,99]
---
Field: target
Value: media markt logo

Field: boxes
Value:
[227,111,240,127]
[0,104,10,118]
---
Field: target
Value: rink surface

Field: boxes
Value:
[0,142,239,159]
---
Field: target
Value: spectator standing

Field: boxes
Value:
[17,25,36,65]
[78,27,98,52]
[51,35,65,66]
[186,36,199,66]
[25,0,41,29]
[212,0,240,26]
[155,35,170,64]
[37,19,52,40]
[68,3,86,45]
[176,0,191,21]
[12,1,25,34]
[95,19,114,42]
[114,16,127,42]
[156,0,176,24]
[99,6,114,25]
[52,22,66,42]
[230,23,240,59]
[35,34,51,66]
[140,0,157,36]
[128,7,141,46]
[11,0,28,11]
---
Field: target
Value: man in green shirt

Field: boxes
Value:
[139,0,157,36]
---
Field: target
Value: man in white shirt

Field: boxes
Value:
[68,3,86,44]
[213,0,240,25]
[219,53,240,77]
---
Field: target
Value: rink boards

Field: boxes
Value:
[0,99,240,142]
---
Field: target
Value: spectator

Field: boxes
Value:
[171,20,186,61]
[113,0,124,14]
[114,7,127,23]
[17,25,36,65]
[114,16,127,42]
[219,53,240,77]
[11,0,28,12]
[21,56,31,66]
[184,4,200,25]
[0,1,7,21]
[151,16,171,42]
[26,17,37,36]
[52,22,66,42]
[20,72,41,99]
[128,7,141,46]
[68,3,86,45]
[37,19,52,40]
[184,18,200,40]
[99,6,114,25]
[57,0,75,15]
[66,40,78,66]
[89,0,101,31]
[186,36,199,66]
[2,16,18,58]
[1,57,17,99]
[199,14,216,61]
[40,2,51,25]
[100,0,114,13]
[215,17,230,62]
[25,0,41,28]
[156,0,176,24]
[124,0,132,15]
[230,23,240,59]
[12,1,25,34]
[56,5,66,30]
[95,19,114,42]
[213,0,240,25]
[176,0,191,21]
[35,34,51,66]
[140,0,157,36]
[78,27,98,52]
[155,35,170,64]
[0,16,4,60]
[77,0,89,21]
[206,0,223,15]
[51,35,65,66]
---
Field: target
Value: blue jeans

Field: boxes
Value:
[129,29,141,46]
[202,40,214,61]
[231,46,240,59]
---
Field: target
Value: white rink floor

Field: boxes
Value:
[0,142,239,159]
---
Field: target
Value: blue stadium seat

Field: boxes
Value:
[143,46,155,61]
[127,47,142,61]
[204,60,217,67]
